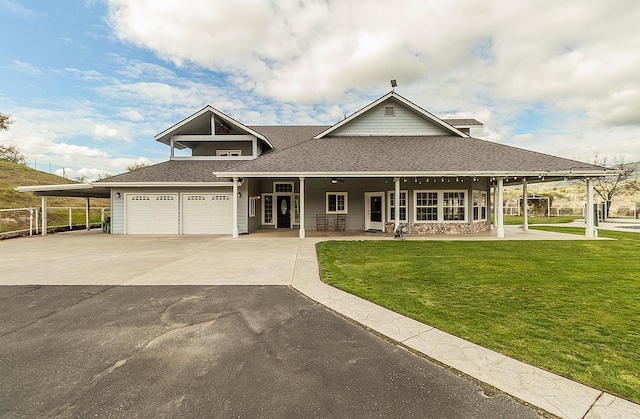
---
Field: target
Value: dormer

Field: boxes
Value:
[155,106,273,160]
[315,92,474,139]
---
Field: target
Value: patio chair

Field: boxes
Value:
[316,214,329,230]
[335,215,346,231]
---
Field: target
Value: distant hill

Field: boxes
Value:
[0,161,110,209]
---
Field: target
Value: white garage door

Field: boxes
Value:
[126,194,179,234]
[182,194,233,234]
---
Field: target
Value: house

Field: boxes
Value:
[18,91,608,237]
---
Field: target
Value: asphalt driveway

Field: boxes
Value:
[0,285,542,418]
[0,232,543,418]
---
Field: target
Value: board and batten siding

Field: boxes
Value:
[110,185,247,235]
[331,102,451,136]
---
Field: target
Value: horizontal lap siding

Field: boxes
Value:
[332,102,450,136]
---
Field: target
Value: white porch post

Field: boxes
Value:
[522,180,529,231]
[496,177,505,238]
[394,177,400,232]
[585,178,595,238]
[232,177,239,239]
[41,196,47,236]
[299,177,305,238]
[86,198,91,231]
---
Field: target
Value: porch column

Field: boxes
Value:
[232,177,239,239]
[41,196,47,236]
[394,177,400,232]
[585,178,595,238]
[522,180,529,231]
[86,198,91,231]
[467,179,474,233]
[496,177,505,238]
[299,177,305,238]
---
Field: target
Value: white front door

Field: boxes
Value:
[365,192,385,231]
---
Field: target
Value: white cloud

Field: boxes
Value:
[11,60,43,77]
[93,124,119,139]
[119,109,144,121]
[105,0,640,128]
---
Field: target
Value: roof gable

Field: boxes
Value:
[155,106,273,149]
[314,92,469,139]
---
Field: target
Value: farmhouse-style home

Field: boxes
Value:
[18,91,607,238]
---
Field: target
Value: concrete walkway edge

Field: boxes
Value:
[291,238,640,419]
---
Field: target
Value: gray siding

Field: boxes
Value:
[247,178,262,232]
[192,141,253,156]
[332,102,450,136]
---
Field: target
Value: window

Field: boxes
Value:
[216,150,241,156]
[415,191,438,221]
[249,197,257,217]
[262,194,273,224]
[387,191,407,222]
[274,182,294,193]
[443,192,466,221]
[326,192,348,214]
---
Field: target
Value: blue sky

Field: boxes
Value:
[1,0,639,181]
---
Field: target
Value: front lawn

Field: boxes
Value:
[316,229,640,403]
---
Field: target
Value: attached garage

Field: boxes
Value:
[182,193,233,234]
[126,194,179,234]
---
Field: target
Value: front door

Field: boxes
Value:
[365,193,384,231]
[277,196,291,228]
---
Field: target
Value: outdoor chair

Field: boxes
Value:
[316,214,328,230]
[335,215,346,231]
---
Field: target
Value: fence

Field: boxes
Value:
[0,207,110,238]
[504,206,584,217]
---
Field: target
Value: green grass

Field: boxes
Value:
[503,215,582,225]
[316,230,640,403]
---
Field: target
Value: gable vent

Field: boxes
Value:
[384,106,396,117]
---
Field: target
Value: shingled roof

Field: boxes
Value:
[96,160,240,183]
[218,134,604,176]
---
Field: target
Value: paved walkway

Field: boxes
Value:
[288,225,640,419]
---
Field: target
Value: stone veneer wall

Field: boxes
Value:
[385,221,489,235]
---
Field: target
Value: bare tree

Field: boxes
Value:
[0,112,11,131]
[125,162,150,172]
[0,144,27,164]
[591,155,638,218]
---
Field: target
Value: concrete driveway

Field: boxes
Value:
[1,231,299,285]
[0,231,543,418]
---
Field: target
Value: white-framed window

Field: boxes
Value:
[472,191,488,221]
[216,150,241,156]
[443,192,466,221]
[274,182,294,193]
[387,190,407,222]
[326,192,348,214]
[415,191,438,221]
[249,197,257,217]
[262,194,274,224]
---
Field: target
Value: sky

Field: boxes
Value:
[1,0,639,181]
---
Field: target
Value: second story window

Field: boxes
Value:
[216,150,241,156]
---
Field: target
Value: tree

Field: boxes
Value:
[0,112,11,131]
[0,144,27,164]
[591,155,638,218]
[125,162,150,172]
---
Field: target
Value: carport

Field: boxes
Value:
[14,184,111,235]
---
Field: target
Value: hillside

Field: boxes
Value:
[0,161,110,209]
